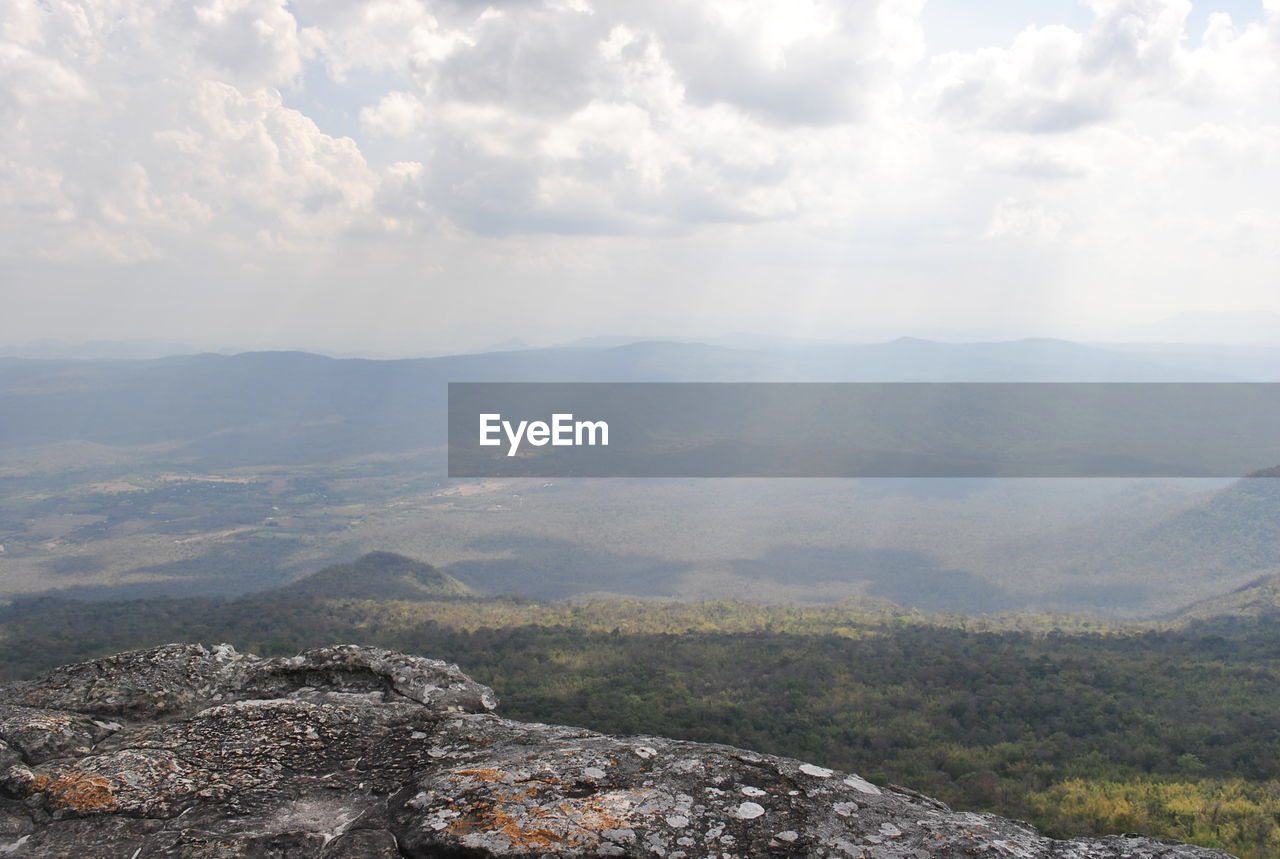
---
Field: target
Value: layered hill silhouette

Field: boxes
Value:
[0,338,1248,466]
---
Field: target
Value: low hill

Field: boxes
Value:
[1133,474,1280,586]
[279,551,474,600]
[1011,471,1280,613]
[1150,472,1280,562]
[1173,569,1280,626]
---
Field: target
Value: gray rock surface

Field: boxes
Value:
[0,644,1237,858]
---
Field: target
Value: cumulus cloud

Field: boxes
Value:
[1,0,1279,348]
[926,0,1279,133]
[925,0,1192,134]
[328,0,929,235]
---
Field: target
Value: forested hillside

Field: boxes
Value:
[3,554,1279,857]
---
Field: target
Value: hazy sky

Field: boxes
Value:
[3,0,1278,354]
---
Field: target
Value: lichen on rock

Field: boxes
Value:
[0,644,1239,857]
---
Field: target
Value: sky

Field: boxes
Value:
[2,0,1278,355]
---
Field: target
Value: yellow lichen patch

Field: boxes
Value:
[455,767,511,784]
[41,772,120,813]
[557,791,636,831]
[444,783,654,853]
[490,807,571,851]
[448,799,584,852]
[444,786,572,850]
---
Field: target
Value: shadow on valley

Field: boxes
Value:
[36,539,305,600]
[1042,582,1151,612]
[732,545,1158,614]
[41,555,109,576]
[444,535,692,600]
[732,545,1022,614]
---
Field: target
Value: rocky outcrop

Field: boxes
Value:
[0,644,1236,858]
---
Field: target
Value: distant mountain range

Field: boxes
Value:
[8,310,1277,360]
[2,337,1273,469]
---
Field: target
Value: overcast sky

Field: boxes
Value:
[3,0,1278,354]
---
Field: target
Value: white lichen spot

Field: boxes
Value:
[666,815,690,828]
[634,746,658,759]
[1,838,31,856]
[642,833,668,856]
[602,828,635,843]
[740,786,766,797]
[843,774,881,795]
[833,802,858,817]
[776,830,799,842]
[584,766,608,780]
[879,822,902,838]
[734,801,765,820]
[410,731,428,739]
[799,763,833,778]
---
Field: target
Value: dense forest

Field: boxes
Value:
[3,555,1280,857]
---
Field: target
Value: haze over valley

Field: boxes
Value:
[3,337,1277,618]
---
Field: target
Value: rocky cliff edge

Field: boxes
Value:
[0,644,1236,858]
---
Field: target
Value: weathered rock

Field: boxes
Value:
[0,643,496,719]
[0,644,1238,858]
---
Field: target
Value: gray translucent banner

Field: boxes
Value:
[447,383,1280,478]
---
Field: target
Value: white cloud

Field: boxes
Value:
[0,42,91,108]
[295,0,472,80]
[1,0,1279,348]
[361,90,430,138]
